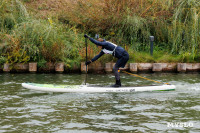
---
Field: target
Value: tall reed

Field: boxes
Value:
[63,0,174,46]
[169,0,200,56]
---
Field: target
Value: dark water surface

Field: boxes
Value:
[0,73,200,132]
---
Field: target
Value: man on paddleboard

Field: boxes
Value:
[84,34,129,87]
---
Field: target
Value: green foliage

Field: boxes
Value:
[0,0,29,32]
[37,58,47,68]
[22,0,32,2]
[6,49,30,64]
[130,51,154,63]
[169,0,200,54]
[0,56,6,64]
[128,48,199,63]
[62,0,199,61]
[114,15,150,47]
[179,51,200,63]
[0,0,200,64]
[12,19,63,62]
[6,18,84,66]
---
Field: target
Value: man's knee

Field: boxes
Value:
[113,65,118,72]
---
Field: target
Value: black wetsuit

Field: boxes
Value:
[89,38,129,80]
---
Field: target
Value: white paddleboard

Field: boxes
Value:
[22,83,175,93]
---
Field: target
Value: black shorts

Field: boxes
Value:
[115,51,129,68]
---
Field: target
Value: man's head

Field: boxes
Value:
[97,38,104,42]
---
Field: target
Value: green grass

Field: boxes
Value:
[128,49,200,63]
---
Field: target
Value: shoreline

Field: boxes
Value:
[1,62,200,73]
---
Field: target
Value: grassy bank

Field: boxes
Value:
[0,0,200,67]
[0,0,86,68]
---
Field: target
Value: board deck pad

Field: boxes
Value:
[22,83,176,93]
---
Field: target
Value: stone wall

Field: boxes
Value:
[1,62,200,73]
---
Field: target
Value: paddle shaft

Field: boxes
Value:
[85,37,88,85]
[123,71,170,85]
[85,38,88,73]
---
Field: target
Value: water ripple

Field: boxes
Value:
[0,73,200,132]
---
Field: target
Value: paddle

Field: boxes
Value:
[84,34,98,85]
[85,37,88,85]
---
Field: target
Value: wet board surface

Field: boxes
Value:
[22,83,176,93]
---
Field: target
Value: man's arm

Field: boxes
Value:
[91,51,105,62]
[84,34,107,46]
[85,51,104,65]
[89,38,107,46]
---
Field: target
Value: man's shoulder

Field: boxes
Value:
[106,41,117,47]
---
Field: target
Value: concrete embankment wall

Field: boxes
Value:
[1,62,200,73]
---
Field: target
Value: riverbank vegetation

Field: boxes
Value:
[0,0,199,67]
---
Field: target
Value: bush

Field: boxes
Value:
[0,0,29,32]
[6,18,85,66]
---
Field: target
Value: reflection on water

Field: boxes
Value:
[0,73,200,132]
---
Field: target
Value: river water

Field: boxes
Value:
[0,73,200,132]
